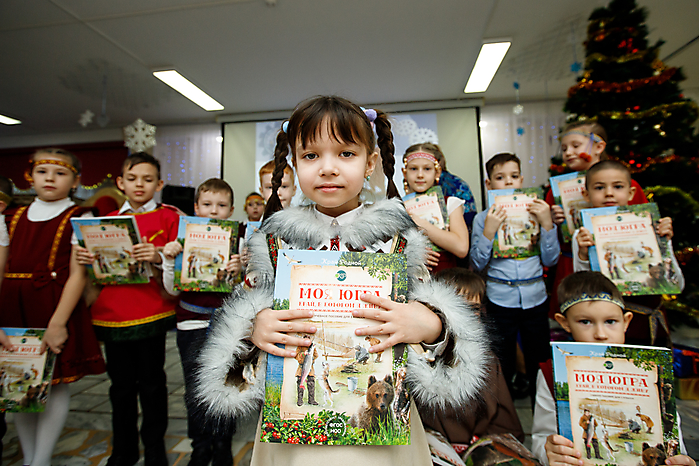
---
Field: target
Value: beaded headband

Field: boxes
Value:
[562,129,603,143]
[560,292,625,314]
[245,194,264,204]
[404,152,438,165]
[0,191,11,205]
[24,158,79,183]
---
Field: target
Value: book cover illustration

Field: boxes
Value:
[551,342,679,466]
[262,249,410,446]
[402,186,449,231]
[487,187,544,259]
[550,171,592,242]
[71,216,150,285]
[403,186,449,251]
[244,221,262,242]
[174,216,239,292]
[580,204,682,296]
[0,328,57,413]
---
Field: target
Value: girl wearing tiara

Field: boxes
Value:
[195,96,490,465]
[402,143,469,273]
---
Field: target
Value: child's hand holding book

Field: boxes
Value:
[353,294,442,352]
[75,245,95,265]
[528,199,554,231]
[251,308,316,358]
[575,227,594,261]
[551,205,566,226]
[163,240,182,260]
[656,217,673,239]
[545,433,583,466]
[483,205,507,240]
[133,236,160,264]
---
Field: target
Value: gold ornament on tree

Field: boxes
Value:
[123,118,157,153]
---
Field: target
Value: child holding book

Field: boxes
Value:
[195,96,491,465]
[402,144,469,273]
[259,159,296,208]
[421,267,524,445]
[572,160,682,346]
[531,271,694,466]
[161,178,240,466]
[470,152,560,403]
[77,152,180,466]
[0,148,106,466]
[546,121,648,318]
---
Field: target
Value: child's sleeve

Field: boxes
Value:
[532,369,557,465]
[469,211,492,272]
[403,228,492,410]
[162,257,180,297]
[540,223,560,267]
[194,231,273,419]
[572,229,591,272]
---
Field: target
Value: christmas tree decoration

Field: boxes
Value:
[555,0,699,319]
[123,118,157,153]
[512,82,524,115]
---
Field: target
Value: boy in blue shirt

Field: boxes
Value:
[470,152,560,404]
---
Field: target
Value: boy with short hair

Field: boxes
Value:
[470,152,560,403]
[573,160,676,272]
[258,159,296,208]
[162,178,240,466]
[531,271,694,466]
[77,152,181,466]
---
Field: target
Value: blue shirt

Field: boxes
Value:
[470,209,560,309]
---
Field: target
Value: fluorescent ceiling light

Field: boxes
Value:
[0,114,21,125]
[464,42,511,94]
[153,70,224,111]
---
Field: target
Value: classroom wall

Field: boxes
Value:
[222,106,482,221]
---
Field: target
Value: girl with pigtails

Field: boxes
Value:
[195,96,490,465]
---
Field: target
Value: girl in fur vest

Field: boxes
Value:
[195,96,491,465]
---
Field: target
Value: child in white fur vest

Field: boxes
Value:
[195,96,491,465]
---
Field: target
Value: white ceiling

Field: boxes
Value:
[1,0,697,144]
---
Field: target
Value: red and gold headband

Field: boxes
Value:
[24,158,78,183]
[404,152,438,165]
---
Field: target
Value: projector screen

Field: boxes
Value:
[222,106,482,221]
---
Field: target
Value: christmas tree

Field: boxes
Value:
[554,0,699,319]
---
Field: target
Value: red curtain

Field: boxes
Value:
[0,141,128,190]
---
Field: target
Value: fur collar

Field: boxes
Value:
[259,198,415,251]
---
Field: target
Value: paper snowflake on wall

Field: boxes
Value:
[123,118,157,152]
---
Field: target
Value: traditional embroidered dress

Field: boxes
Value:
[90,201,180,341]
[0,199,105,384]
[195,198,491,465]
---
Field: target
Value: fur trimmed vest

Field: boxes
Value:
[195,198,491,419]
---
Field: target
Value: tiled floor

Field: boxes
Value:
[2,330,698,465]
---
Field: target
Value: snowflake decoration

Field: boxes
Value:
[517,127,525,136]
[393,117,418,136]
[570,62,582,73]
[257,121,282,161]
[409,127,439,145]
[123,118,157,152]
[78,110,94,127]
[513,104,524,115]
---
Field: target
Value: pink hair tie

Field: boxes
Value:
[405,152,438,164]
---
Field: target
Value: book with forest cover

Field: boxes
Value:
[487,187,544,259]
[403,186,449,251]
[174,216,239,292]
[551,342,680,466]
[0,328,57,413]
[262,249,410,446]
[71,216,150,285]
[580,203,682,296]
[550,171,592,242]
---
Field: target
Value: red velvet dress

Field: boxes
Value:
[545,179,648,319]
[0,205,106,384]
